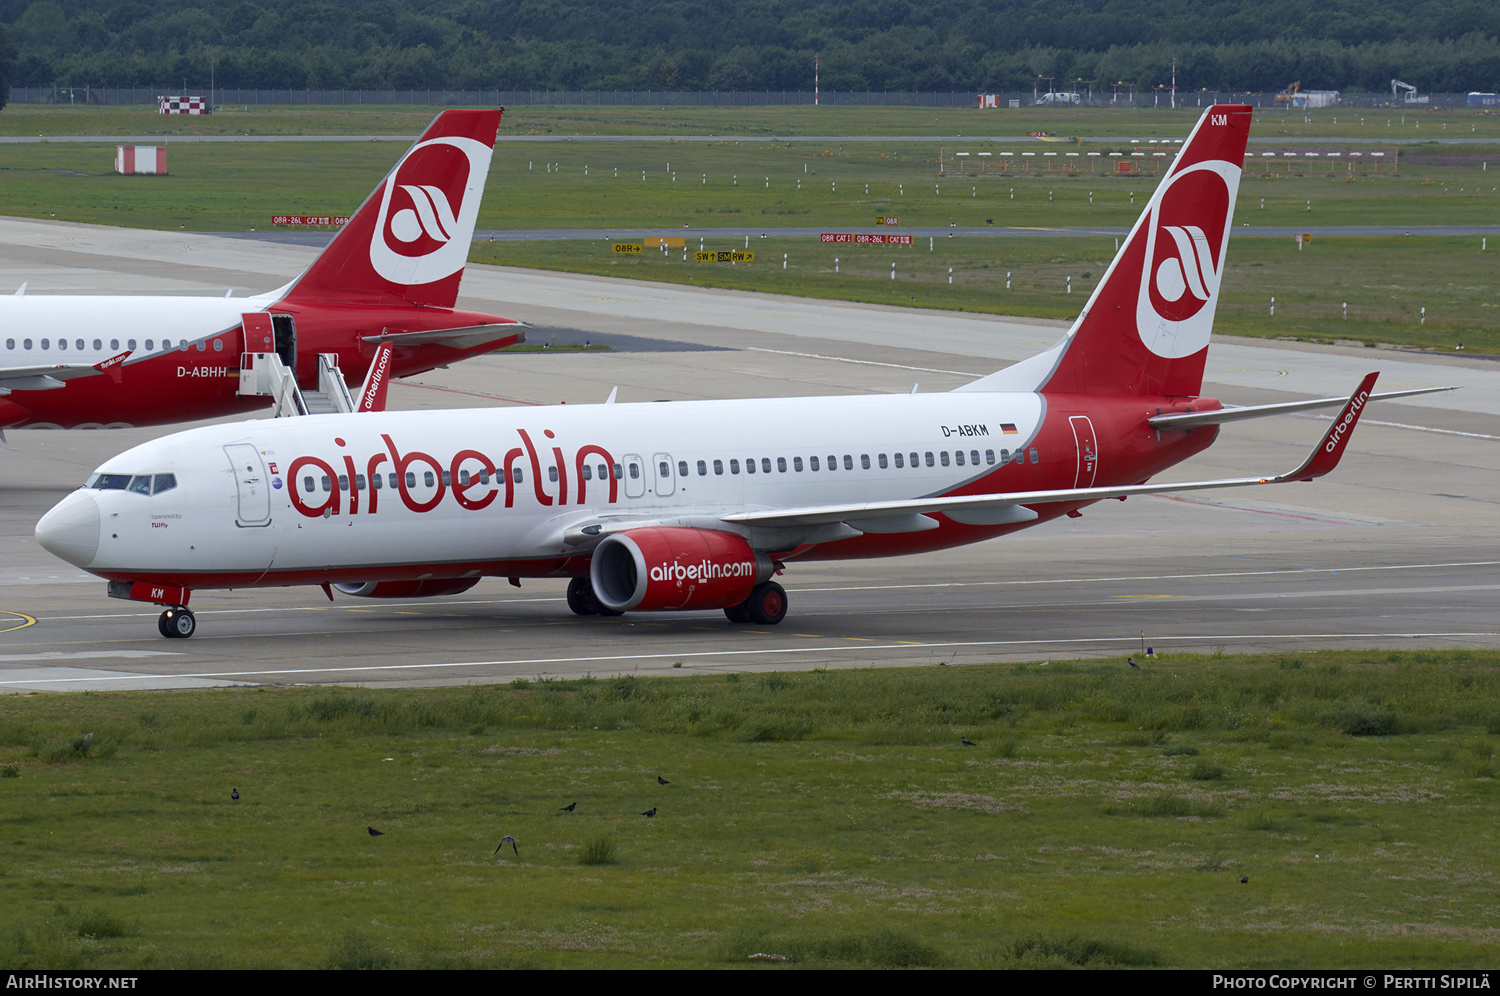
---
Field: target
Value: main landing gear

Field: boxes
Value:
[724,581,787,626]
[157,606,196,639]
[566,577,623,617]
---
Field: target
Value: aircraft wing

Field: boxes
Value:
[723,373,1380,532]
[0,351,132,394]
[1149,384,1453,430]
[360,323,528,350]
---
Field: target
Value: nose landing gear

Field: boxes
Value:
[158,606,196,639]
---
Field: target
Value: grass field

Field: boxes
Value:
[0,649,1495,969]
[6,135,1496,231]
[0,108,1494,352]
[473,235,1497,353]
[5,102,1500,141]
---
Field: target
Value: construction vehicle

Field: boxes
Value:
[1392,80,1430,105]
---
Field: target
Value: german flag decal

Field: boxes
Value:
[1000,423,1019,435]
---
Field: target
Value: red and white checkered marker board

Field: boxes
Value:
[115,146,167,175]
[158,95,208,115]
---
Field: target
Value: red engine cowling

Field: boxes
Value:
[590,528,773,612]
[333,578,481,598]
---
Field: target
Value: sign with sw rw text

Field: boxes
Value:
[695,251,754,262]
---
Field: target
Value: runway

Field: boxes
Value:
[1,216,1496,690]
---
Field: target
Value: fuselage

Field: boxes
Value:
[0,292,518,429]
[38,391,1217,590]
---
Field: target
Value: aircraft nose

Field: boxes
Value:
[35,491,101,568]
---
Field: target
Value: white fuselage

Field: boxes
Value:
[48,392,1048,585]
[1,293,278,367]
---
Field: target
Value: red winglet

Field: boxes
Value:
[356,340,395,412]
[93,350,133,385]
[1279,372,1379,482]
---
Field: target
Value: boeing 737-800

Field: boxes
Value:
[35,105,1440,638]
[1,109,523,430]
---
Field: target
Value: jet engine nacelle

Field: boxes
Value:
[590,527,774,612]
[333,578,481,598]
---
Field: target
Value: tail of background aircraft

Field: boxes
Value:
[277,109,503,311]
[966,105,1252,400]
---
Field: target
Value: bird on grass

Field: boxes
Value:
[1127,658,1140,669]
[231,788,239,801]
[960,737,976,747]
[494,835,519,856]
[657,776,671,786]
[641,807,657,818]
[367,827,384,836]
[559,802,576,812]
[1241,876,1249,884]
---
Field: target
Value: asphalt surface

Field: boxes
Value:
[1,216,1496,691]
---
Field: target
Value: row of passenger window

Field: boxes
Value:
[674,447,1035,478]
[5,337,218,353]
[86,473,178,495]
[301,446,1039,495]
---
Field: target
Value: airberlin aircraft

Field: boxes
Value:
[0,109,523,430]
[36,105,1435,638]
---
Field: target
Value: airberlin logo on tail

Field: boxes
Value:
[1135,156,1240,359]
[369,136,493,287]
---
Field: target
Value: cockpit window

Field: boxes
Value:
[87,473,177,494]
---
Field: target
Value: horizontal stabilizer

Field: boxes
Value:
[1150,383,1452,430]
[722,374,1379,534]
[360,323,528,349]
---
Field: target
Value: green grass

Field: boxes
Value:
[0,649,1497,969]
[474,234,1499,353]
[8,103,1499,141]
[4,133,1498,233]
[0,109,1493,353]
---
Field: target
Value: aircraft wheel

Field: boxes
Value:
[745,582,788,626]
[723,601,751,624]
[566,577,598,616]
[159,607,196,639]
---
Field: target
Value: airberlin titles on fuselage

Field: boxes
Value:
[283,418,1015,519]
[287,428,619,518]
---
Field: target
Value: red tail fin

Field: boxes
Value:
[278,109,502,310]
[1040,104,1252,398]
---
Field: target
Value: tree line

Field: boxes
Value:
[1,0,1497,103]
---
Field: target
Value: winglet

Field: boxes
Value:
[356,341,395,413]
[1274,372,1379,482]
[93,350,133,385]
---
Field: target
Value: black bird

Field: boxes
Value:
[494,835,518,856]
[657,776,671,786]
[1241,876,1249,884]
[1127,658,1140,669]
[231,788,239,801]
[641,807,657,818]
[960,737,976,747]
[559,802,576,812]
[367,827,384,836]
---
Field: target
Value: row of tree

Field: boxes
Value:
[2,0,1498,98]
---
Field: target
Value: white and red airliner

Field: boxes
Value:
[35,105,1437,637]
[0,109,524,431]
